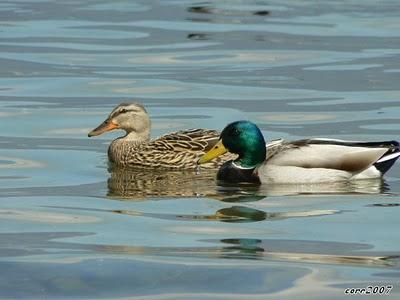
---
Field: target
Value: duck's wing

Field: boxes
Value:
[140,129,235,169]
[265,139,286,160]
[266,138,400,175]
[155,129,221,152]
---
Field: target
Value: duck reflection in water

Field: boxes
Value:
[87,235,398,268]
[107,165,228,199]
[110,204,339,223]
[204,238,399,267]
[107,164,389,200]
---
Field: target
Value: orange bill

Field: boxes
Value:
[88,119,119,137]
[197,139,228,164]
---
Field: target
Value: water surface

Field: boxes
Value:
[1,0,400,299]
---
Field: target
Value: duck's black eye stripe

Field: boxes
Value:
[114,109,131,116]
[110,107,141,118]
[120,109,140,114]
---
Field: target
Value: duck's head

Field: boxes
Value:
[88,103,151,139]
[198,120,266,168]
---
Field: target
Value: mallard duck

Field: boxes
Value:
[88,103,235,169]
[198,120,400,184]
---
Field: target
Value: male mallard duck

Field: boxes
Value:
[88,103,234,169]
[198,120,400,184]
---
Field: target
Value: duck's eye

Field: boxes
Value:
[231,128,240,137]
[120,109,128,114]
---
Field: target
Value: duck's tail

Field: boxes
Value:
[373,141,400,175]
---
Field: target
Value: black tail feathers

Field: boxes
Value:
[374,141,400,175]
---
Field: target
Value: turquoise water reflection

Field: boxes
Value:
[1,0,400,299]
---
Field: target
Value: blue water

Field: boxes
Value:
[1,1,400,299]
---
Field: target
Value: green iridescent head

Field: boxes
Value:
[198,121,266,169]
[221,121,266,168]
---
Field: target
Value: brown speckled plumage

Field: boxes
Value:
[108,128,235,169]
[88,103,235,169]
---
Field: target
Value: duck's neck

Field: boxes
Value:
[122,130,150,143]
[217,149,265,184]
[108,130,150,166]
[217,161,261,184]
[235,143,266,169]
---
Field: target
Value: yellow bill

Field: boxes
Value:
[198,139,228,164]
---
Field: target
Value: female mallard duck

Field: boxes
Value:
[88,102,235,169]
[198,120,400,184]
